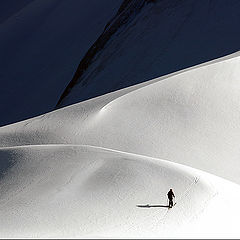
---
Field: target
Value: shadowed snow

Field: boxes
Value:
[0,145,239,238]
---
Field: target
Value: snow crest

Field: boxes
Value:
[1,52,240,237]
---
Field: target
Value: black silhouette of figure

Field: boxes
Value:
[167,189,175,208]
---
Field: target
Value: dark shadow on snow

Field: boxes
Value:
[137,204,169,208]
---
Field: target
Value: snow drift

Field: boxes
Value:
[1,52,240,184]
[1,51,240,237]
[1,145,240,238]
[1,0,240,237]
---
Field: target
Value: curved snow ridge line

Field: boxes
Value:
[53,50,240,114]
[1,143,240,238]
[1,50,238,130]
[0,143,217,238]
[0,143,215,210]
[0,143,237,187]
[100,51,240,111]
[0,143,201,178]
[1,51,240,186]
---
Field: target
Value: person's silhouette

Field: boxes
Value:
[167,189,175,208]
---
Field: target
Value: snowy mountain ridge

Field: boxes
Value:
[1,0,240,126]
[1,0,240,238]
[58,0,240,108]
[1,51,240,237]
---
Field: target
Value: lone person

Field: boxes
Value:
[167,189,175,208]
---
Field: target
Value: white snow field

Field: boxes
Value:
[1,145,240,238]
[1,52,240,238]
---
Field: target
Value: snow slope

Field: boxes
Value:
[1,144,240,238]
[0,0,122,126]
[58,0,240,108]
[1,0,240,128]
[1,51,240,184]
[1,49,240,236]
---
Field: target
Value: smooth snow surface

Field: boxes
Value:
[1,52,240,238]
[1,145,240,238]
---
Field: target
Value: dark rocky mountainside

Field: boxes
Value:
[57,0,240,107]
[0,0,122,126]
